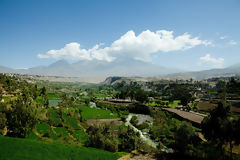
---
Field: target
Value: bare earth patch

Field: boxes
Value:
[163,108,206,124]
[198,101,240,113]
[86,118,122,126]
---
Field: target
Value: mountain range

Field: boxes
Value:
[0,59,181,79]
[0,59,240,83]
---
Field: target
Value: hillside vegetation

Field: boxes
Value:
[0,135,121,160]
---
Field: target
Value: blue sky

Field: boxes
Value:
[0,0,240,71]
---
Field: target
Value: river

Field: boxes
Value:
[125,114,174,153]
[125,114,157,148]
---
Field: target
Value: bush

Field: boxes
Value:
[118,126,140,152]
[137,122,149,131]
[86,124,118,152]
[130,116,138,126]
[6,100,39,138]
[171,122,199,156]
[128,103,151,114]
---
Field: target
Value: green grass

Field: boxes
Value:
[47,93,61,99]
[3,97,11,103]
[54,127,69,138]
[73,129,89,143]
[36,122,51,135]
[48,108,62,126]
[26,132,38,140]
[95,93,108,98]
[147,101,158,106]
[80,106,119,120]
[49,130,58,140]
[36,122,58,140]
[36,96,43,103]
[167,100,180,107]
[0,136,121,160]
[147,100,180,107]
[62,112,81,129]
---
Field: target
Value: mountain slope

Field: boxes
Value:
[1,60,240,81]
[0,65,16,73]
[167,65,240,80]
[0,59,182,78]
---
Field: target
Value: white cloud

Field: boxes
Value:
[38,29,211,62]
[37,42,114,62]
[228,40,237,45]
[220,36,227,40]
[199,54,224,68]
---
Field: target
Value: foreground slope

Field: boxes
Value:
[0,136,121,160]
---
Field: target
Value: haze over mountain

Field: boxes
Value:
[166,63,240,80]
[0,58,183,80]
[1,58,240,83]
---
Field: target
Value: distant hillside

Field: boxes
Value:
[0,65,16,73]
[1,60,240,82]
[167,65,240,80]
[102,76,190,85]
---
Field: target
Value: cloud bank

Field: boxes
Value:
[228,40,237,45]
[199,54,224,68]
[38,30,211,62]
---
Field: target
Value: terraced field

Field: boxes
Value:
[80,106,119,120]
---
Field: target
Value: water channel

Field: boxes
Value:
[125,114,174,153]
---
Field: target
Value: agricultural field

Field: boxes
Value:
[147,100,180,107]
[95,93,108,98]
[47,93,61,99]
[49,99,62,107]
[0,136,121,160]
[197,101,240,113]
[29,107,89,144]
[197,101,217,111]
[79,105,119,120]
[166,100,180,107]
[47,93,63,107]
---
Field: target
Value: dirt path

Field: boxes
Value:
[86,118,122,126]
[97,100,132,106]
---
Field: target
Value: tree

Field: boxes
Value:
[40,87,47,96]
[227,77,240,94]
[173,122,196,155]
[216,80,226,93]
[201,101,240,159]
[40,87,49,107]
[0,103,7,135]
[170,84,192,106]
[151,111,173,146]
[135,89,148,103]
[86,124,118,152]
[33,84,38,100]
[0,89,2,101]
[118,126,140,152]
[6,98,39,138]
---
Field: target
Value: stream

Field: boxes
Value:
[125,114,157,148]
[125,114,174,153]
